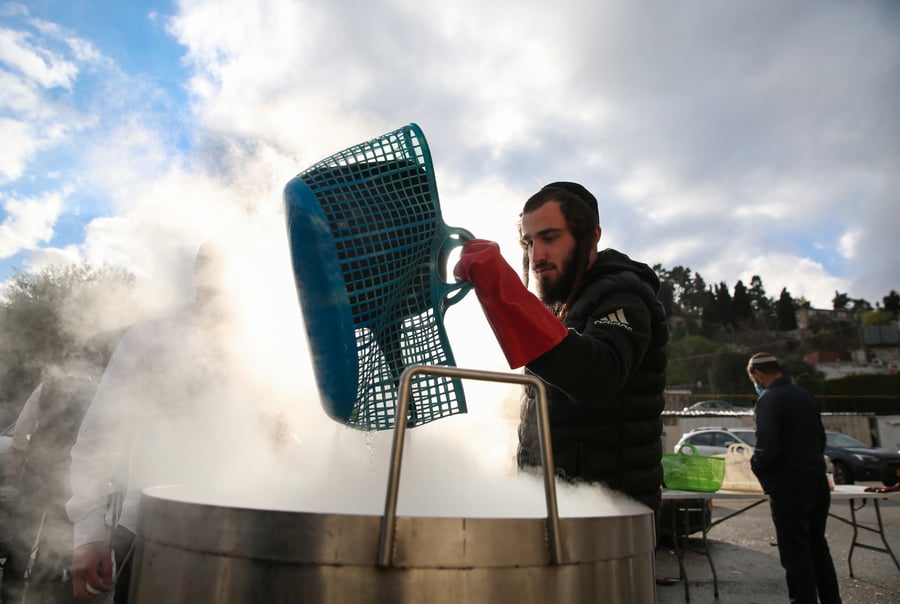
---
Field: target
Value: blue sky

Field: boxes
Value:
[1,0,899,321]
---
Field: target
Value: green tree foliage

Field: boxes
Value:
[686,273,708,315]
[653,261,897,405]
[832,291,851,311]
[715,282,734,328]
[776,288,798,331]
[667,265,692,312]
[707,349,752,396]
[657,277,675,319]
[732,280,753,324]
[850,298,872,313]
[795,373,900,413]
[700,289,720,336]
[862,309,896,327]
[666,335,722,389]
[748,275,769,311]
[0,263,136,408]
[884,290,900,318]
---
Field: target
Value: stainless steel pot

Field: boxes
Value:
[130,367,657,603]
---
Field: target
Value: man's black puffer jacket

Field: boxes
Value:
[518,249,668,511]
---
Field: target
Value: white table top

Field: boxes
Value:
[662,484,900,501]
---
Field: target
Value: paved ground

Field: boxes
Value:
[655,483,900,604]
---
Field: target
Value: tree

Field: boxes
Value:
[658,279,675,320]
[748,275,770,311]
[700,289,720,334]
[776,288,798,331]
[883,290,899,318]
[715,282,734,328]
[0,263,137,408]
[667,265,693,311]
[732,280,753,324]
[849,298,872,313]
[832,291,850,311]
[666,335,722,390]
[747,275,774,328]
[707,350,752,395]
[684,273,708,315]
[862,309,895,327]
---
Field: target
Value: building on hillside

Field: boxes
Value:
[804,350,849,364]
[795,305,899,377]
[796,306,855,330]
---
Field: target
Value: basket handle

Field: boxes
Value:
[378,364,561,567]
[676,443,700,456]
[727,442,753,456]
[432,225,475,310]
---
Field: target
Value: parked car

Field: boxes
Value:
[673,426,757,456]
[825,430,900,486]
[682,400,744,413]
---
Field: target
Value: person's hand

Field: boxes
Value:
[452,239,505,286]
[865,484,900,493]
[71,541,114,600]
[452,239,567,368]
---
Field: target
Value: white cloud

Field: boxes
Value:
[2,0,898,315]
[0,191,62,256]
[20,243,81,270]
[742,253,847,309]
[838,229,859,261]
[0,25,79,89]
[0,9,100,188]
[0,116,37,181]
[159,0,900,308]
[0,67,44,114]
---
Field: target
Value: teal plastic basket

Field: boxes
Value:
[283,124,473,431]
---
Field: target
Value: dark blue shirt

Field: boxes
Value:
[751,376,826,490]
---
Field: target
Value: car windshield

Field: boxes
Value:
[825,432,871,449]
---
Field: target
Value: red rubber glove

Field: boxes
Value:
[454,239,568,368]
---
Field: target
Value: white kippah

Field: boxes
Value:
[748,354,778,366]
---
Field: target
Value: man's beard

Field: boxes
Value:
[535,254,578,306]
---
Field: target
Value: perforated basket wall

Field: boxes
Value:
[662,445,725,493]
[718,443,764,493]
[284,124,473,431]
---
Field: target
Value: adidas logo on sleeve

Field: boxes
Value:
[594,308,633,331]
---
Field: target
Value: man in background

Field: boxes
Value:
[748,352,841,604]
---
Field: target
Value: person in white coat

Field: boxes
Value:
[66,243,238,602]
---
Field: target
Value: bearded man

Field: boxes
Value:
[454,182,668,512]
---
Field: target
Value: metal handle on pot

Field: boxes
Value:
[378,365,561,566]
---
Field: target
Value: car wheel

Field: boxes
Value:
[832,461,852,485]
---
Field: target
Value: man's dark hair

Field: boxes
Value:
[518,182,599,318]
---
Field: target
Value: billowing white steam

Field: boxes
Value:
[127,221,650,521]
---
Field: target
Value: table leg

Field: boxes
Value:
[700,521,719,598]
[829,497,900,577]
[668,501,721,601]
[668,502,691,601]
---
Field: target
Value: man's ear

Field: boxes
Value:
[593,226,602,247]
